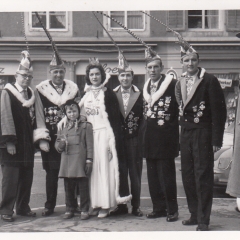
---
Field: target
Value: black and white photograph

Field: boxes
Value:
[0,0,240,237]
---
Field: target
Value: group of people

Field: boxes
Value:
[0,33,229,232]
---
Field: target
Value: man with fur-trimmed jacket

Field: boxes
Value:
[175,43,226,231]
[34,54,81,217]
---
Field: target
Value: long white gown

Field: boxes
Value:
[84,89,117,209]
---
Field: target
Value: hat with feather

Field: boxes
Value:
[16,50,33,74]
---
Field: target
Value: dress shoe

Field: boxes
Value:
[146,211,167,219]
[98,209,109,218]
[182,218,198,225]
[1,214,14,222]
[17,211,36,217]
[81,212,90,220]
[74,206,82,215]
[109,205,128,216]
[235,207,240,213]
[196,224,209,231]
[42,208,54,216]
[132,208,143,217]
[63,212,74,219]
[166,211,179,222]
[90,208,100,216]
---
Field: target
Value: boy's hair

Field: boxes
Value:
[63,99,80,117]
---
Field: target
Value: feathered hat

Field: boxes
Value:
[92,12,133,74]
[34,12,65,71]
[16,50,33,74]
[96,11,160,66]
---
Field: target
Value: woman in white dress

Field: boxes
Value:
[58,58,131,218]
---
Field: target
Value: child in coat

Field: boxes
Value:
[55,99,93,220]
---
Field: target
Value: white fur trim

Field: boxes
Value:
[33,128,51,143]
[113,85,140,92]
[4,83,35,108]
[84,73,111,92]
[36,79,79,107]
[181,68,206,78]
[143,74,173,107]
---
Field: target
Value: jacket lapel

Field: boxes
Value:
[180,77,187,105]
[115,89,125,117]
[125,88,140,118]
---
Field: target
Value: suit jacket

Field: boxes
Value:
[113,85,143,139]
[175,67,226,147]
[143,74,179,159]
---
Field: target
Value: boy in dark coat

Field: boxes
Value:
[143,48,179,222]
[175,38,226,231]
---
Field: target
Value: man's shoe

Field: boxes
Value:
[196,224,209,231]
[1,215,14,222]
[166,211,179,222]
[182,218,198,225]
[81,212,90,220]
[42,208,54,216]
[132,208,143,217]
[17,211,36,217]
[146,211,167,219]
[109,205,128,216]
[63,212,74,219]
[74,206,82,215]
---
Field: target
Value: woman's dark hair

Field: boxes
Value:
[85,64,106,85]
[63,99,80,118]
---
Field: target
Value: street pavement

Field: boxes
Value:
[0,155,239,233]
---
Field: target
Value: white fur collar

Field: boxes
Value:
[36,79,79,107]
[181,68,206,79]
[4,83,35,107]
[143,74,173,107]
[113,85,140,92]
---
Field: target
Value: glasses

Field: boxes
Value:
[19,74,33,80]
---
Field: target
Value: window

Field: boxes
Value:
[188,10,219,29]
[226,10,240,31]
[167,11,185,30]
[30,12,68,31]
[109,11,145,31]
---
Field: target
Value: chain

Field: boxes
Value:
[21,12,29,52]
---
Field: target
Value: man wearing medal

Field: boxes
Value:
[143,48,179,222]
[175,39,226,231]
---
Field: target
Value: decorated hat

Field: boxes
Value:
[145,47,162,65]
[89,57,101,66]
[117,51,133,74]
[16,50,33,74]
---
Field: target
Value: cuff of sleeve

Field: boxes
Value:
[33,128,51,143]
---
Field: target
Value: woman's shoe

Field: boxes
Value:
[90,208,100,216]
[98,209,109,218]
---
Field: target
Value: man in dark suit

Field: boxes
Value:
[143,48,179,222]
[0,51,36,222]
[110,52,143,217]
[175,41,226,231]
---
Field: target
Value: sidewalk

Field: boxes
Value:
[0,198,239,232]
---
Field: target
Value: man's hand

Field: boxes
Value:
[6,142,16,155]
[213,146,221,153]
[39,140,50,152]
[85,162,93,177]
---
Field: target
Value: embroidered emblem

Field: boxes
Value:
[192,106,197,112]
[194,117,199,123]
[158,119,164,126]
[125,111,140,134]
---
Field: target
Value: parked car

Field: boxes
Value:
[214,123,234,187]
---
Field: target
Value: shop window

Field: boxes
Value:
[109,11,145,31]
[29,12,68,31]
[226,10,240,31]
[188,10,219,29]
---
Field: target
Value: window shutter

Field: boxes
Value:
[167,11,185,30]
[226,10,240,31]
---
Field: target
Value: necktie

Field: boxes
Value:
[122,89,130,113]
[55,85,63,95]
[186,76,194,95]
[150,84,157,95]
[22,89,28,100]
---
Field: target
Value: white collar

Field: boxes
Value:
[52,81,63,88]
[15,82,25,92]
[151,78,160,86]
[121,86,132,93]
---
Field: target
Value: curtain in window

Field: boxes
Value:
[50,12,66,29]
[32,12,46,28]
[127,11,143,29]
[110,11,124,28]
[168,11,185,30]
[205,10,218,29]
